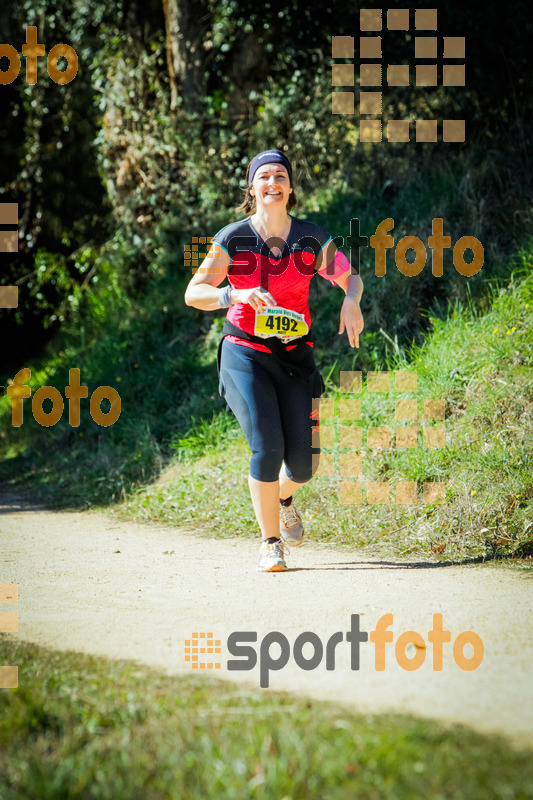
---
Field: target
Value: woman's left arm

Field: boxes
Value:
[336,270,364,348]
[316,243,364,349]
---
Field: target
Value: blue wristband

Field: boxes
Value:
[219,285,232,308]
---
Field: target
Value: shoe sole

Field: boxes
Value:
[280,534,304,547]
[257,564,287,572]
[280,517,304,547]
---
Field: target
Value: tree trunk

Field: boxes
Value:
[226,31,268,120]
[162,0,209,114]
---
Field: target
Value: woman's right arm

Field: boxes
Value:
[184,245,233,310]
[184,244,277,312]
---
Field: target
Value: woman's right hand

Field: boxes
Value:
[233,286,277,311]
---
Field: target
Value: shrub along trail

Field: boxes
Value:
[2,488,532,747]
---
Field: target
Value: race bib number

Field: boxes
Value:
[254,306,309,343]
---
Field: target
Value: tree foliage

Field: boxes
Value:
[1,0,532,373]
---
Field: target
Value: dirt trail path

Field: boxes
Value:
[2,489,532,747]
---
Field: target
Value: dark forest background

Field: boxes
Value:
[0,0,532,530]
[1,0,531,369]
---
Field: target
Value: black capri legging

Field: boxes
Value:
[219,337,322,482]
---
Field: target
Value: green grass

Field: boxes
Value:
[1,636,532,799]
[60,266,533,562]
[0,259,533,559]
[0,246,532,562]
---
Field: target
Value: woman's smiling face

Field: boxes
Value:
[250,163,292,209]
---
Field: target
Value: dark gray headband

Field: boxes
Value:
[248,149,292,186]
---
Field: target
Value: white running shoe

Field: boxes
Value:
[280,499,304,546]
[257,539,287,572]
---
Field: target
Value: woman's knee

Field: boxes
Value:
[250,446,284,482]
[285,457,315,484]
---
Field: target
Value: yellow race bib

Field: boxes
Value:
[254,306,309,343]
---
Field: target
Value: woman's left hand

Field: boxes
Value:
[339,298,364,348]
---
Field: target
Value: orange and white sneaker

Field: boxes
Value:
[280,499,304,546]
[257,538,287,572]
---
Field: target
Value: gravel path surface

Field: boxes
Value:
[2,489,532,746]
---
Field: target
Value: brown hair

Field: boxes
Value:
[235,158,297,214]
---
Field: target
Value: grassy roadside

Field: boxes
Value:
[81,267,533,561]
[1,636,532,800]
[0,258,532,562]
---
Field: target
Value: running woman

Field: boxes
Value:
[184,149,364,571]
